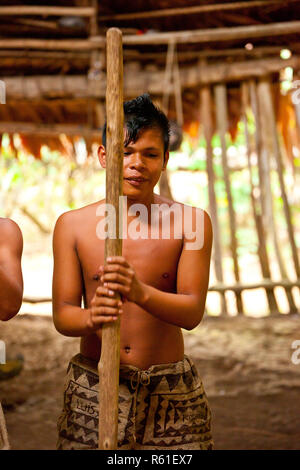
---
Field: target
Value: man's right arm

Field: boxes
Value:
[0,219,23,321]
[52,212,93,336]
[52,213,122,337]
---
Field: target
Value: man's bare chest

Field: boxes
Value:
[76,231,183,292]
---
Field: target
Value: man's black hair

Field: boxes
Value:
[102,93,170,154]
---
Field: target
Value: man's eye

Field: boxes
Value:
[148,154,158,157]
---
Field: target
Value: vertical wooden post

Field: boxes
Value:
[241,81,279,314]
[98,28,124,450]
[257,76,298,313]
[260,77,300,280]
[214,83,244,314]
[200,84,227,315]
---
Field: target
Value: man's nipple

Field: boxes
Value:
[162,272,169,279]
[93,274,100,281]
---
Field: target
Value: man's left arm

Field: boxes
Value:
[100,209,213,330]
[0,219,23,321]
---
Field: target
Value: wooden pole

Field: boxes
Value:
[257,76,298,313]
[214,83,244,314]
[241,81,279,314]
[0,6,94,16]
[200,84,227,315]
[260,77,300,280]
[98,28,124,450]
[99,1,299,21]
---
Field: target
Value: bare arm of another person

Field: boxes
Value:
[100,209,213,330]
[52,213,123,337]
[0,219,23,321]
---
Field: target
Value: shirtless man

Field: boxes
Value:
[0,218,23,321]
[53,94,213,450]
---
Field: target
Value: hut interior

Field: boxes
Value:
[0,1,300,316]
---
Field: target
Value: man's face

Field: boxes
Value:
[99,127,169,199]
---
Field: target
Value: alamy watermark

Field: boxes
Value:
[96,196,205,250]
[291,340,300,365]
[0,80,6,104]
[0,340,6,364]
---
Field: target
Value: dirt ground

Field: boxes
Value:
[1,313,300,450]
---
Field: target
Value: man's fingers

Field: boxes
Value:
[91,315,119,325]
[102,282,130,295]
[106,256,130,267]
[93,296,122,308]
[102,264,128,276]
[96,285,116,297]
[101,272,129,285]
[92,306,123,316]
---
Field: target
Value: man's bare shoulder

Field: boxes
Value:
[54,200,105,231]
[0,217,23,246]
[153,193,211,220]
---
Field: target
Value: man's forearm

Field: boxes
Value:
[53,304,93,337]
[0,267,22,321]
[137,283,205,330]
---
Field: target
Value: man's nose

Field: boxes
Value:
[128,153,145,170]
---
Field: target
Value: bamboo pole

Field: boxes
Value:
[0,6,94,16]
[200,84,227,315]
[99,0,296,21]
[109,21,300,46]
[257,76,298,313]
[260,77,300,280]
[0,122,101,137]
[241,81,279,314]
[98,28,124,450]
[214,83,244,314]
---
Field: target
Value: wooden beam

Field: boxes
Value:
[0,38,105,50]
[2,20,300,50]
[0,45,289,61]
[106,20,300,46]
[0,6,94,16]
[208,279,300,293]
[0,122,101,138]
[3,56,299,101]
[99,0,298,21]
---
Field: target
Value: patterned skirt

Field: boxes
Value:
[57,353,213,450]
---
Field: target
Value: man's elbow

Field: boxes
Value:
[0,299,22,321]
[185,307,204,331]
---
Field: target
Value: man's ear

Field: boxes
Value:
[162,151,169,171]
[98,145,106,168]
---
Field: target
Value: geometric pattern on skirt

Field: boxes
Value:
[57,353,214,450]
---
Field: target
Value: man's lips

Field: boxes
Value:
[124,177,148,187]
[124,176,147,181]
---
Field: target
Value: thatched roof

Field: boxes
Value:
[1,1,300,157]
